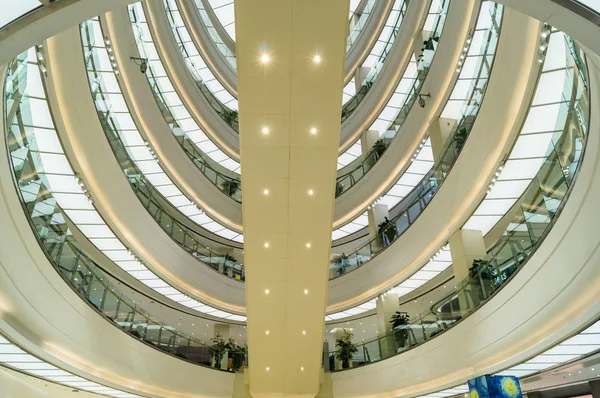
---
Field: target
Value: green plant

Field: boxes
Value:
[377,217,397,245]
[336,181,345,197]
[372,139,387,158]
[335,329,358,369]
[221,179,240,197]
[453,127,468,152]
[331,253,348,264]
[210,333,235,369]
[390,311,410,348]
[223,253,237,263]
[230,344,246,371]
[222,109,238,127]
[469,258,492,278]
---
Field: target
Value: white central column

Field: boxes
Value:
[235,0,349,396]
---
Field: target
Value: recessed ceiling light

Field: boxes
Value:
[260,53,271,64]
[310,127,318,135]
[304,289,309,295]
[263,189,270,195]
[265,289,270,295]
[302,330,306,335]
[261,126,270,135]
[264,242,270,248]
[300,367,305,371]
[313,55,321,64]
[306,243,311,248]
[308,189,314,196]
[265,330,270,335]
[266,366,270,371]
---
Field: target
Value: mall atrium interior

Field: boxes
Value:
[0,0,599,397]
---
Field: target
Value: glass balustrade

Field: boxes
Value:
[342,0,411,123]
[329,3,503,278]
[4,50,245,371]
[128,3,243,195]
[346,0,377,51]
[323,34,589,371]
[0,0,42,29]
[81,19,246,280]
[193,0,237,69]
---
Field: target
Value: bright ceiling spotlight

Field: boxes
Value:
[261,126,270,135]
[313,54,321,64]
[310,127,318,135]
[264,242,270,248]
[263,189,270,195]
[260,53,271,64]
[304,289,309,295]
[305,243,311,248]
[308,189,314,196]
[264,288,270,295]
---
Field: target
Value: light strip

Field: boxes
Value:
[0,336,142,397]
[82,18,244,244]
[129,2,241,173]
[463,30,585,235]
[12,44,243,321]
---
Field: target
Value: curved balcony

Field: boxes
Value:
[326,36,593,396]
[2,49,245,395]
[42,24,247,316]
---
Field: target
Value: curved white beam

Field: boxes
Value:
[325,8,542,312]
[330,55,600,397]
[44,26,246,314]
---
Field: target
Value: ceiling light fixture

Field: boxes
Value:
[310,127,318,135]
[308,189,314,196]
[265,289,270,295]
[265,330,270,335]
[261,126,270,135]
[263,189,270,195]
[313,55,321,64]
[264,242,270,248]
[260,53,271,64]
[304,289,309,295]
[301,367,305,371]
[306,243,311,248]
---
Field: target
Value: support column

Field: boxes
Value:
[213,324,230,370]
[368,203,390,249]
[590,379,600,397]
[430,117,458,161]
[449,229,486,312]
[375,293,399,357]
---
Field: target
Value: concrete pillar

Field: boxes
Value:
[376,293,399,357]
[449,229,486,282]
[590,379,600,397]
[213,324,230,369]
[449,229,486,313]
[430,117,458,160]
[367,203,390,249]
[361,129,380,154]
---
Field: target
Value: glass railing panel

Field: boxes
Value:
[324,35,589,369]
[329,3,504,274]
[0,0,42,29]
[194,0,237,69]
[163,0,238,114]
[9,43,247,321]
[81,19,245,249]
[128,2,244,199]
[6,52,242,371]
[347,0,377,50]
[335,0,450,194]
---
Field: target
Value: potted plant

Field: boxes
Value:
[230,344,246,371]
[469,258,492,279]
[335,329,358,369]
[389,311,410,349]
[222,109,238,127]
[453,127,468,152]
[221,180,240,197]
[335,181,345,197]
[377,217,397,245]
[210,333,235,369]
[331,253,348,274]
[372,139,387,158]
[223,253,237,263]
